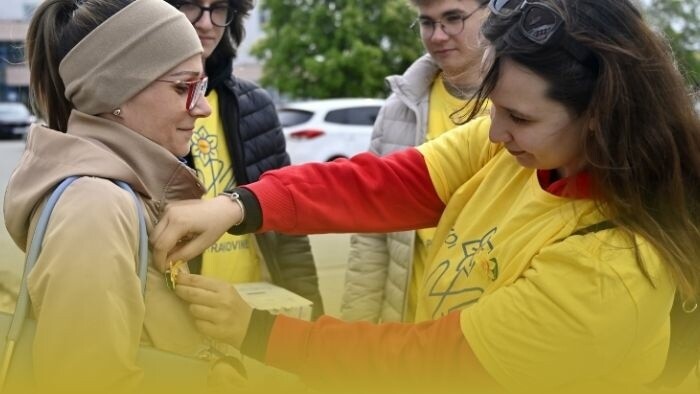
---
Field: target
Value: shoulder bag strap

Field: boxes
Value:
[554,220,615,243]
[1,176,147,385]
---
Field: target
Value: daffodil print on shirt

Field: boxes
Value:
[191,90,260,283]
[191,122,234,194]
[423,226,499,319]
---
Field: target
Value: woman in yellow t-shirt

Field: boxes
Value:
[151,0,700,392]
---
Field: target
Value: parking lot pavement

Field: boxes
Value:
[0,140,25,313]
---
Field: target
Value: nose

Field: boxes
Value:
[194,10,214,30]
[430,23,450,42]
[488,107,512,144]
[190,96,212,118]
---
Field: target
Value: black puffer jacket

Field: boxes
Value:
[186,62,324,318]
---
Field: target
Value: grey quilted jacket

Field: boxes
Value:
[340,55,440,322]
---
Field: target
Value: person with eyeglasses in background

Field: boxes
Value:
[163,0,324,321]
[150,0,700,392]
[341,0,490,326]
[0,0,243,392]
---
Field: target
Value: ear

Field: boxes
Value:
[99,102,127,124]
[588,115,597,131]
[480,46,495,75]
[581,108,598,133]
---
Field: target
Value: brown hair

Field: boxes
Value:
[467,0,700,299]
[25,0,135,132]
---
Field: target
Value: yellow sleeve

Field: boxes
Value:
[27,178,144,392]
[460,231,674,391]
[416,115,498,204]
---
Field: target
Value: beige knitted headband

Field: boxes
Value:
[59,0,203,115]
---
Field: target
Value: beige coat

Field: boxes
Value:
[4,111,214,393]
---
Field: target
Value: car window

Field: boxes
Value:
[278,109,313,127]
[324,106,380,126]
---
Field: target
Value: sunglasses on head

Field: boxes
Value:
[489,0,594,66]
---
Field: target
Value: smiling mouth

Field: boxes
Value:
[508,149,526,156]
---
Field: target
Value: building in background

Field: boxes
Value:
[0,0,266,105]
[0,21,29,104]
[233,5,265,83]
[0,0,39,20]
[0,0,39,104]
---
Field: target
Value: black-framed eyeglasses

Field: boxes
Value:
[410,4,486,39]
[155,76,208,112]
[488,0,593,65]
[175,2,236,27]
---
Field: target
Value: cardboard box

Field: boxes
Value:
[233,282,313,321]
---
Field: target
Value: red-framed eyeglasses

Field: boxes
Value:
[155,76,208,112]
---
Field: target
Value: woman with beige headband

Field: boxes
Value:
[3,0,219,392]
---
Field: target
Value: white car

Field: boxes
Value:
[278,98,385,164]
[0,102,35,140]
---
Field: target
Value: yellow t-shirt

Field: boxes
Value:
[191,90,261,283]
[408,73,480,322]
[416,117,674,391]
[426,73,474,137]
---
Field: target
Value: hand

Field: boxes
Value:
[174,273,253,349]
[151,196,242,272]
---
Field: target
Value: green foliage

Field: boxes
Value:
[643,0,700,86]
[251,0,424,99]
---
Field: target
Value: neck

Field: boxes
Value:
[441,67,480,100]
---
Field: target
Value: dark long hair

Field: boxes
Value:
[467,0,700,300]
[25,0,135,132]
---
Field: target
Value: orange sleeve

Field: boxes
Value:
[265,311,500,392]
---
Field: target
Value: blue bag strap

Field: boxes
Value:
[6,176,148,343]
[114,180,149,295]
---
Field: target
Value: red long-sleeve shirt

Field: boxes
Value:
[246,148,445,234]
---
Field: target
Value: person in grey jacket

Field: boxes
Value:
[341,0,489,323]
[166,0,323,318]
